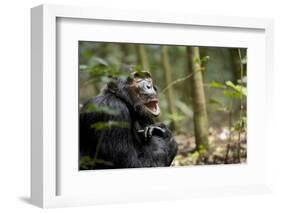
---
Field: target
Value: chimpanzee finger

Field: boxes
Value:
[148,127,154,138]
[147,127,163,137]
[144,126,149,140]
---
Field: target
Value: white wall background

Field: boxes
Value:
[0,0,280,212]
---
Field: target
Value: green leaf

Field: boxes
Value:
[226,81,247,96]
[215,107,228,112]
[81,103,120,115]
[208,98,222,106]
[240,86,247,96]
[132,65,143,73]
[222,90,240,98]
[79,64,88,70]
[201,55,210,63]
[80,156,114,169]
[194,57,201,64]
[225,81,236,90]
[209,81,226,89]
[91,121,130,130]
[198,145,207,155]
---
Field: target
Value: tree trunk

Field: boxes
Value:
[161,46,178,130]
[136,45,150,70]
[120,44,131,64]
[187,47,209,150]
[229,48,240,81]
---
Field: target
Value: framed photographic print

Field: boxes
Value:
[31,4,274,208]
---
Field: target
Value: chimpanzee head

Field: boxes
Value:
[104,69,160,119]
[128,71,160,117]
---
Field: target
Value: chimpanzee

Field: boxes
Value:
[79,69,178,169]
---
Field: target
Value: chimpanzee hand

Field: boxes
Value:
[155,123,174,139]
[145,125,165,139]
[137,123,172,142]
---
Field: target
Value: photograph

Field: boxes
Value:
[79,42,247,170]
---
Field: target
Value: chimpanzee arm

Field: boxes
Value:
[82,119,177,168]
[138,124,178,167]
[157,123,178,164]
[96,123,177,168]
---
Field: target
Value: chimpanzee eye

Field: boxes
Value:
[134,72,140,78]
[145,72,151,78]
[153,86,158,92]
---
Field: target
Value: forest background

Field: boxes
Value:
[79,42,247,166]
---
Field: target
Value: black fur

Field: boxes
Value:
[79,77,178,169]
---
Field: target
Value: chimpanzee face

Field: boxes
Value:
[129,71,160,117]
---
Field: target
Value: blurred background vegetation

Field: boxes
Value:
[79,41,247,166]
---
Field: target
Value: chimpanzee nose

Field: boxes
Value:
[140,80,156,95]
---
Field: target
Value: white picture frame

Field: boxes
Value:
[31,4,274,208]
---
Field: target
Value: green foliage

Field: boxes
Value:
[208,77,247,137]
[133,69,148,78]
[194,55,210,66]
[173,155,186,166]
[209,80,247,99]
[209,81,226,89]
[198,144,207,155]
[81,103,120,115]
[222,90,240,99]
[80,156,94,170]
[187,151,200,165]
[208,98,222,106]
[201,55,210,63]
[233,116,246,132]
[80,55,131,92]
[132,65,143,73]
[91,120,130,131]
[226,81,247,96]
[80,156,114,170]
[82,63,125,79]
[194,57,201,65]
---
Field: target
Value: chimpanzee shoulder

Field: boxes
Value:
[81,92,131,121]
[79,92,134,168]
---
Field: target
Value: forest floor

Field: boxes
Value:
[171,127,247,166]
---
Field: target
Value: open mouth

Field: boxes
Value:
[144,99,160,116]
